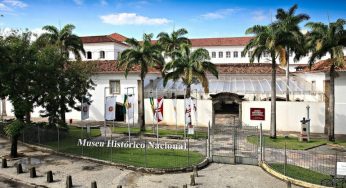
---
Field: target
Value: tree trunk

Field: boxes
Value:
[10,134,19,158]
[270,54,277,139]
[285,49,290,101]
[329,65,335,141]
[140,77,145,132]
[25,111,31,123]
[186,85,191,98]
[1,97,7,116]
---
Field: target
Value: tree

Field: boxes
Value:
[0,30,39,157]
[273,4,310,101]
[118,33,164,132]
[37,24,86,125]
[157,28,191,60]
[305,19,346,141]
[163,44,218,98]
[243,25,286,139]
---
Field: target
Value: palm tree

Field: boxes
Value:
[157,28,191,60]
[243,25,286,139]
[38,24,85,125]
[118,33,164,132]
[273,4,310,101]
[163,44,218,98]
[305,19,346,141]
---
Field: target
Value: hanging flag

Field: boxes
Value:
[193,98,198,126]
[185,98,194,134]
[127,94,135,121]
[156,97,164,122]
[173,97,177,121]
[123,95,128,114]
[105,96,116,121]
[81,102,89,120]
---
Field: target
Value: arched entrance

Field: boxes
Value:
[210,92,244,126]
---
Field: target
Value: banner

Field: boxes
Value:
[185,98,194,134]
[81,102,89,120]
[105,96,116,121]
[173,97,177,123]
[126,94,135,121]
[192,98,198,126]
[156,97,163,122]
[149,97,155,115]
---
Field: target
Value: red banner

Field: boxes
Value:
[250,108,265,121]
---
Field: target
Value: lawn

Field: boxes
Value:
[43,126,205,169]
[112,126,208,139]
[247,135,327,150]
[270,163,330,185]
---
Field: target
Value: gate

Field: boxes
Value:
[211,124,259,165]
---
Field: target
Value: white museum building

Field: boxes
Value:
[1,32,346,135]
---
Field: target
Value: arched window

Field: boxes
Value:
[87,51,92,59]
[100,51,105,59]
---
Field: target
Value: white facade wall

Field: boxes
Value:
[144,99,212,127]
[335,72,346,134]
[242,101,325,133]
[69,42,127,61]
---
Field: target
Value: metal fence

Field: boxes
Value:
[0,122,208,169]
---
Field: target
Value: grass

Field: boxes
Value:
[112,127,208,139]
[247,135,327,150]
[270,163,330,185]
[43,126,204,169]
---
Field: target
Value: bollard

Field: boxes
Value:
[183,184,187,188]
[16,164,23,174]
[91,181,97,188]
[190,174,195,186]
[193,166,198,177]
[117,185,122,188]
[2,158,7,168]
[287,181,292,188]
[47,171,53,183]
[29,167,36,178]
[66,175,73,188]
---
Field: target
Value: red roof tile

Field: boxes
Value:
[88,60,283,75]
[80,33,128,46]
[190,37,254,47]
[216,63,285,74]
[109,33,127,43]
[299,57,346,73]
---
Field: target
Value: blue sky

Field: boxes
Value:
[0,0,346,39]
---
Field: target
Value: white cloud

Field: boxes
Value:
[100,0,107,6]
[0,3,11,11]
[201,8,240,20]
[3,0,27,8]
[73,0,83,5]
[100,13,170,25]
[251,10,268,22]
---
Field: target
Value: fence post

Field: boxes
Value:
[144,139,147,168]
[284,138,287,176]
[57,125,60,152]
[187,138,190,166]
[259,123,263,163]
[233,126,236,164]
[208,121,211,159]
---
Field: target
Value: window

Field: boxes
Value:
[248,51,253,57]
[87,51,92,59]
[233,51,238,58]
[241,51,246,58]
[311,81,316,95]
[109,80,120,94]
[263,52,269,57]
[211,52,216,58]
[219,51,223,58]
[226,51,231,58]
[100,51,105,59]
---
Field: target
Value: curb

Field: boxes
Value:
[21,142,210,174]
[260,162,329,188]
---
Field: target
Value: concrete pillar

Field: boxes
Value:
[1,98,6,116]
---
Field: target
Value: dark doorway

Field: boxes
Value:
[116,103,124,121]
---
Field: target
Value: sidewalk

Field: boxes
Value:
[0,137,298,188]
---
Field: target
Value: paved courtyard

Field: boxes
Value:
[0,137,298,188]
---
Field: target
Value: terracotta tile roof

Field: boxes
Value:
[298,57,346,73]
[80,33,128,46]
[87,60,160,73]
[190,37,254,47]
[88,60,284,75]
[216,63,285,74]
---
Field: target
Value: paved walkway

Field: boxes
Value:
[0,137,298,188]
